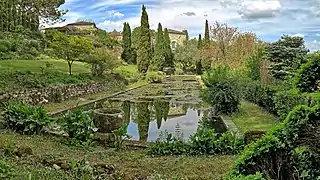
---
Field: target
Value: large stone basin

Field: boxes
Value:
[94,108,123,133]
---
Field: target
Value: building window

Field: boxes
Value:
[171,41,177,49]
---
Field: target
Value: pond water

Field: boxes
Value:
[91,76,227,142]
[104,100,210,142]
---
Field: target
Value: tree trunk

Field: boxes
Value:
[68,61,72,75]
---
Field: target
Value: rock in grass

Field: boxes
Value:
[60,163,70,170]
[13,146,33,157]
[53,164,61,170]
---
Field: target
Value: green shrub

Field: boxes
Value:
[243,131,266,145]
[61,110,94,144]
[0,70,95,91]
[148,133,188,156]
[224,173,265,180]
[3,101,51,134]
[112,124,132,149]
[0,30,45,60]
[246,46,265,81]
[274,89,307,120]
[0,158,15,179]
[175,68,184,75]
[201,66,241,115]
[241,80,281,115]
[294,52,320,93]
[148,129,244,156]
[86,48,121,77]
[189,129,244,155]
[293,147,320,180]
[146,71,165,83]
[226,105,320,180]
[0,39,12,52]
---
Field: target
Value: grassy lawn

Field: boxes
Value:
[231,101,277,133]
[115,64,138,75]
[0,59,90,74]
[0,131,236,179]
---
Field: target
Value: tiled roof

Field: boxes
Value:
[67,21,96,26]
[167,29,186,35]
[109,29,122,36]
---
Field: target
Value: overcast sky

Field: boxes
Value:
[55,0,320,51]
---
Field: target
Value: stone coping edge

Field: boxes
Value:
[48,83,149,117]
[220,115,243,137]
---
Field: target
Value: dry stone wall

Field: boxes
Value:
[0,83,106,105]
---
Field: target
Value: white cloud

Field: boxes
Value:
[42,11,84,28]
[106,10,125,18]
[49,0,320,50]
[239,0,281,20]
[292,33,305,37]
[90,0,141,9]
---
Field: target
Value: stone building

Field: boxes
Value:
[107,28,187,50]
[108,29,123,41]
[45,21,98,35]
[167,29,187,50]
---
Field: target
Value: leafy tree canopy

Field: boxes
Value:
[267,35,309,80]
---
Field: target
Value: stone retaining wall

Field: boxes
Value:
[0,83,106,105]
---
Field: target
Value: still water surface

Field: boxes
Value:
[105,100,210,142]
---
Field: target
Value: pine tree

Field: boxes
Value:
[137,5,152,73]
[204,19,210,45]
[163,28,174,68]
[121,22,133,63]
[151,23,166,71]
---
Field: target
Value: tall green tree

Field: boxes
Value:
[267,35,309,80]
[0,0,66,32]
[151,23,166,71]
[196,34,203,74]
[182,30,189,45]
[137,5,152,73]
[175,39,199,71]
[163,28,174,68]
[49,32,93,75]
[197,34,202,49]
[204,19,210,45]
[121,22,133,63]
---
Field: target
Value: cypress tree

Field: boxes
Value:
[196,34,203,75]
[121,22,133,63]
[182,30,189,45]
[137,5,152,73]
[163,28,174,68]
[197,34,202,49]
[151,23,165,71]
[204,19,210,45]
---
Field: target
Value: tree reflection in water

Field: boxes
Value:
[135,101,151,141]
[122,100,131,126]
[153,99,170,129]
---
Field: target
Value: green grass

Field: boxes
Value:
[0,131,236,179]
[115,64,140,81]
[231,101,277,133]
[0,59,90,74]
[115,64,138,75]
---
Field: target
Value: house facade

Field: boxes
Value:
[108,29,123,41]
[107,28,187,50]
[45,21,98,35]
[167,29,187,50]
